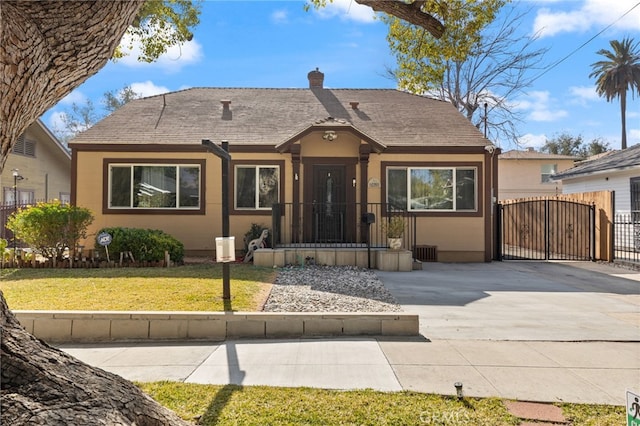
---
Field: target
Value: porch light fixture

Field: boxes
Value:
[352,178,356,188]
[323,130,337,141]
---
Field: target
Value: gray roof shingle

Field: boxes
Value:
[70,87,488,148]
[554,145,640,180]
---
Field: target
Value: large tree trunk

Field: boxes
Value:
[0,1,144,171]
[1,291,192,425]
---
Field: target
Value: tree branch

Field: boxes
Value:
[355,0,444,38]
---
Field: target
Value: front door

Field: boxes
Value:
[311,165,346,242]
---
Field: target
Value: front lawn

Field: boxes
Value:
[139,383,519,425]
[138,382,626,426]
[0,264,275,311]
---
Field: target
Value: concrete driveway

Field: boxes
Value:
[376,261,640,341]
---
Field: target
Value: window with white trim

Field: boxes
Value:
[541,164,557,183]
[108,164,200,209]
[235,165,279,209]
[59,193,71,205]
[3,188,34,205]
[387,167,477,211]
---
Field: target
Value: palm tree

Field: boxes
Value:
[589,37,640,150]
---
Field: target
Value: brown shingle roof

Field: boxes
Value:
[70,87,488,147]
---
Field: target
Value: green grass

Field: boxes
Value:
[0,264,275,311]
[138,382,627,425]
[138,382,519,425]
[560,402,626,426]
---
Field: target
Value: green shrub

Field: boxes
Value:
[94,227,184,263]
[6,201,93,260]
[0,238,7,265]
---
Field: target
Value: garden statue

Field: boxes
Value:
[244,229,269,263]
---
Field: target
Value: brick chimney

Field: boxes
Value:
[308,67,324,89]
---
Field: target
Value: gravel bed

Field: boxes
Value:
[262,265,402,312]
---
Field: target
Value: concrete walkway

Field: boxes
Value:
[60,338,638,405]
[58,261,640,406]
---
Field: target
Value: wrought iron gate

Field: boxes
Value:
[498,199,595,260]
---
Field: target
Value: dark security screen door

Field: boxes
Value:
[312,165,346,242]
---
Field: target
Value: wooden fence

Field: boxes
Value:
[500,191,613,261]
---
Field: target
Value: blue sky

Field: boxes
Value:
[43,0,640,150]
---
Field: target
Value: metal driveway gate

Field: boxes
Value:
[498,199,595,260]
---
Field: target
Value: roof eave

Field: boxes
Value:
[36,118,71,160]
[554,164,640,181]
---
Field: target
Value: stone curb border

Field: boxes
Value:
[14,311,419,343]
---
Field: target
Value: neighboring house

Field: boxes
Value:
[498,148,578,201]
[554,147,635,213]
[1,119,71,204]
[1,119,71,241]
[69,69,498,263]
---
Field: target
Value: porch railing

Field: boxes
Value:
[271,202,416,251]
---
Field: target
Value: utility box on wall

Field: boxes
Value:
[215,237,236,263]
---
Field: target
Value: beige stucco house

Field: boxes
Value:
[1,119,71,204]
[1,119,71,242]
[498,149,578,201]
[69,69,498,263]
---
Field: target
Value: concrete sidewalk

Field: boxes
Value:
[59,338,639,405]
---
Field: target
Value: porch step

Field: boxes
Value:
[254,248,413,271]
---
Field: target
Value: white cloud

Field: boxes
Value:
[116,28,203,72]
[534,0,640,37]
[59,90,87,106]
[129,81,170,98]
[568,85,600,105]
[313,0,376,23]
[514,91,568,122]
[518,133,548,149]
[271,9,288,24]
[48,111,68,135]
